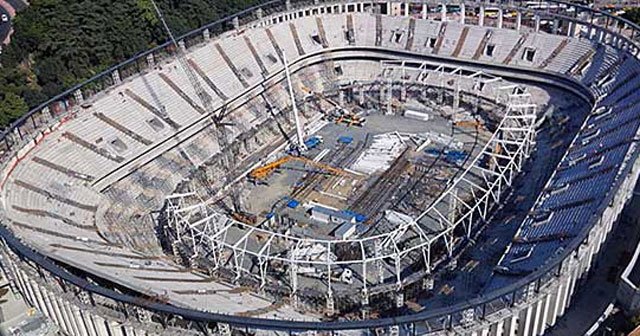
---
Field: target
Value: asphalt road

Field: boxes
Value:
[0,5,10,45]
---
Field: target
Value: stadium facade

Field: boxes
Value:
[0,0,639,335]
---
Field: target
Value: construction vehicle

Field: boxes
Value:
[454,120,483,128]
[249,155,351,181]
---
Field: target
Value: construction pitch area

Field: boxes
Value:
[242,107,487,242]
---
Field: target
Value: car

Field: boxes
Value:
[1,14,8,22]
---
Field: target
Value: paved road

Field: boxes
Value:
[0,5,10,45]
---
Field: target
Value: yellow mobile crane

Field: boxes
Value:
[249,155,352,181]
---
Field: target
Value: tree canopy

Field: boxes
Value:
[0,0,260,127]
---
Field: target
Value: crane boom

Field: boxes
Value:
[249,156,352,180]
[151,0,235,201]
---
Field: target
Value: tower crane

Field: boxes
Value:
[150,0,239,209]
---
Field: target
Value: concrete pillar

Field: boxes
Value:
[534,15,541,32]
[146,54,155,68]
[532,298,543,336]
[460,3,466,24]
[203,28,210,40]
[51,297,71,334]
[479,6,485,27]
[255,7,263,20]
[63,301,82,336]
[516,12,522,31]
[30,281,47,317]
[285,0,292,11]
[553,18,560,34]
[441,3,447,22]
[74,89,83,103]
[112,70,121,85]
[22,275,37,306]
[404,3,409,16]
[81,311,99,336]
[232,17,240,30]
[498,8,503,29]
[422,4,427,19]
[92,315,110,336]
[44,292,64,330]
[109,321,126,336]
[178,40,186,52]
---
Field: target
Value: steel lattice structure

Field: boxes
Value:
[165,63,537,310]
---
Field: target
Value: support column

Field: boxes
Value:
[553,18,560,34]
[111,70,121,85]
[403,3,409,16]
[460,3,466,24]
[441,3,447,21]
[479,6,485,27]
[516,12,522,31]
[203,28,210,40]
[422,4,427,19]
[63,300,81,336]
[534,15,541,32]
[146,54,155,68]
[81,311,99,336]
[74,90,83,104]
[497,8,503,29]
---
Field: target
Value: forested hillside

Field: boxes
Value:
[0,0,260,126]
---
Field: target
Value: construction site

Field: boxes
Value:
[4,0,635,334]
[163,56,544,317]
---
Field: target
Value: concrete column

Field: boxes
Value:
[51,297,71,334]
[460,3,466,24]
[553,18,560,34]
[43,292,64,330]
[203,28,210,40]
[30,281,47,317]
[74,90,83,103]
[146,54,155,68]
[559,275,572,315]
[479,6,485,27]
[521,304,534,336]
[532,298,543,336]
[498,8,503,29]
[534,15,541,32]
[108,321,126,336]
[112,70,121,84]
[81,311,99,336]
[92,315,110,336]
[63,301,82,336]
[255,7,263,20]
[516,12,521,31]
[22,275,37,306]
[422,4,427,19]
[285,0,291,11]
[441,3,447,21]
[404,3,409,16]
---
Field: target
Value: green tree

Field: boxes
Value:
[0,0,262,126]
[0,93,29,126]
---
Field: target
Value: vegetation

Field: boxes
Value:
[622,7,640,26]
[0,0,261,127]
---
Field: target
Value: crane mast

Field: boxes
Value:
[150,0,236,203]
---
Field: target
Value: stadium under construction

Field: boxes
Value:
[0,0,640,335]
